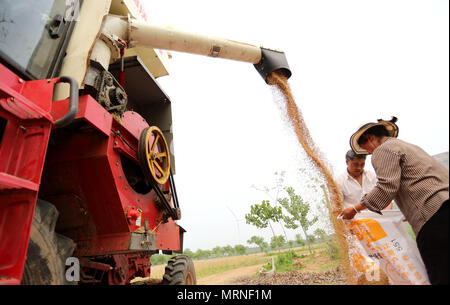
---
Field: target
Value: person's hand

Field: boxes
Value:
[340,206,358,220]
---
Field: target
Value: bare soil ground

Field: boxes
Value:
[138,246,348,285]
[197,264,266,285]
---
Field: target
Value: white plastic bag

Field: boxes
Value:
[346,210,430,285]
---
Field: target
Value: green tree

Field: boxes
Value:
[183,248,194,258]
[278,186,318,255]
[270,235,286,250]
[295,234,305,246]
[234,244,246,255]
[194,249,209,259]
[247,235,269,253]
[222,245,234,256]
[150,254,170,265]
[288,240,294,248]
[314,228,327,242]
[245,200,282,238]
[252,172,290,243]
[212,246,224,257]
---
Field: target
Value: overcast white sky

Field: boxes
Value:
[142,0,449,252]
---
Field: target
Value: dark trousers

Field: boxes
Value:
[416,200,449,285]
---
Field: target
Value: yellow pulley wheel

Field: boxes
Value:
[138,126,171,185]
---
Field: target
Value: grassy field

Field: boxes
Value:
[150,251,269,279]
[149,243,342,281]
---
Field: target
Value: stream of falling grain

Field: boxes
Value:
[267,71,358,284]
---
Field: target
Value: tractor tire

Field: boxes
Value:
[21,199,76,285]
[161,255,197,285]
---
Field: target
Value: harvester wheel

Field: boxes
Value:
[138,126,171,185]
[161,255,196,285]
[21,199,75,285]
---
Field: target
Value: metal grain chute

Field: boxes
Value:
[99,15,292,83]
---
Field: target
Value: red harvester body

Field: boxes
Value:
[0,0,290,285]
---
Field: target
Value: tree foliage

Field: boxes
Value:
[270,235,286,250]
[234,244,246,255]
[222,245,234,256]
[278,186,318,254]
[212,246,225,257]
[314,228,327,241]
[247,235,269,253]
[245,200,282,237]
[295,234,305,246]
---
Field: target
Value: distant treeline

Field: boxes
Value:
[150,232,335,266]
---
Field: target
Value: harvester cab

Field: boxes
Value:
[0,0,291,285]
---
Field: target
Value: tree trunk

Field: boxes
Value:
[301,227,313,255]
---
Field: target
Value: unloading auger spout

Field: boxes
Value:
[101,15,292,83]
[253,48,292,83]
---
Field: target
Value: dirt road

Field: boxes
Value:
[197,264,264,285]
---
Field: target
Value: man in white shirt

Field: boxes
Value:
[336,150,392,210]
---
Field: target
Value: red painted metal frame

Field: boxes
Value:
[0,63,183,285]
[0,64,57,284]
[46,96,181,257]
[108,254,152,285]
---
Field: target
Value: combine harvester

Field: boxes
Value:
[0,0,290,284]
